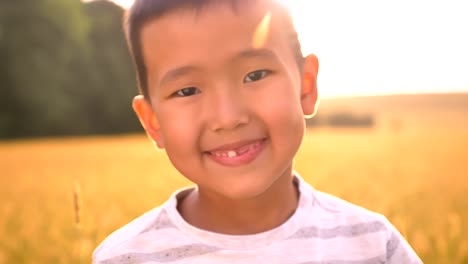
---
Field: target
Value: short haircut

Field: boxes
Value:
[124,0,304,99]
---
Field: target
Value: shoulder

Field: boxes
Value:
[296,175,388,228]
[310,189,403,246]
[92,187,191,264]
[92,205,164,263]
[300,182,422,263]
[311,189,388,225]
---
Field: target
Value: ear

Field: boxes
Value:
[132,95,165,149]
[301,54,319,118]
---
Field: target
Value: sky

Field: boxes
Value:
[106,0,468,98]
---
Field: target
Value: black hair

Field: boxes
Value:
[124,0,304,99]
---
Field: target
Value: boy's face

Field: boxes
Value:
[134,1,318,200]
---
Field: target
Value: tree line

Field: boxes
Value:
[0,0,141,139]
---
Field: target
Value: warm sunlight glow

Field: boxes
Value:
[106,0,468,98]
[109,0,133,9]
[279,0,468,98]
[253,12,272,49]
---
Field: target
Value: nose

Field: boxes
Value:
[208,89,250,132]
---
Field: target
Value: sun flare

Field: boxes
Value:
[106,0,468,98]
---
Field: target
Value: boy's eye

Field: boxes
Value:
[244,70,271,83]
[173,87,200,97]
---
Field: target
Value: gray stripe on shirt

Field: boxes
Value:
[289,221,386,240]
[98,244,219,264]
[298,255,385,264]
[139,209,176,234]
[386,231,400,261]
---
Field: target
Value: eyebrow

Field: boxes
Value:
[159,65,200,87]
[159,48,279,86]
[233,48,279,62]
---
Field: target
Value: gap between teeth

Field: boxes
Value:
[212,150,238,157]
[211,142,260,157]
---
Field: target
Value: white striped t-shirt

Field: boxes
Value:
[93,175,422,264]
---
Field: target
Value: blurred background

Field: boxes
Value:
[0,0,139,139]
[0,0,467,263]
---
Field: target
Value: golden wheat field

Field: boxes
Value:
[1,124,467,263]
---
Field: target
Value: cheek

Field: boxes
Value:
[256,78,304,123]
[253,81,305,144]
[157,106,200,155]
[158,111,203,181]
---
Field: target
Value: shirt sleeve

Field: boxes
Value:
[385,217,423,264]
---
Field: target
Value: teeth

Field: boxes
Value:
[210,140,263,158]
[211,150,238,157]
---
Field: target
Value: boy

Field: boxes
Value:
[93,0,422,263]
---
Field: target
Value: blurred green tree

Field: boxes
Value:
[83,0,140,134]
[0,0,90,137]
[0,0,140,139]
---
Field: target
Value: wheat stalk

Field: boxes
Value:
[73,180,82,228]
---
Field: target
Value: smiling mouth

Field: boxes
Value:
[205,138,267,166]
[208,140,264,157]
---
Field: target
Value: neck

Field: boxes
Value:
[178,168,299,235]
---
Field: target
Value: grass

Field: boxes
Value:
[0,125,467,263]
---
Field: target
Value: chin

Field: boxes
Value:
[215,179,274,201]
